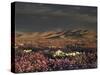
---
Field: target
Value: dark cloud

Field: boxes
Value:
[15,2,97,32]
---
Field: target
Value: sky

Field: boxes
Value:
[15,2,97,32]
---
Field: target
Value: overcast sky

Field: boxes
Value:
[15,2,97,32]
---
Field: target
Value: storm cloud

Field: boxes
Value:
[15,2,97,32]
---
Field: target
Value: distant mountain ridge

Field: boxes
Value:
[16,29,96,40]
